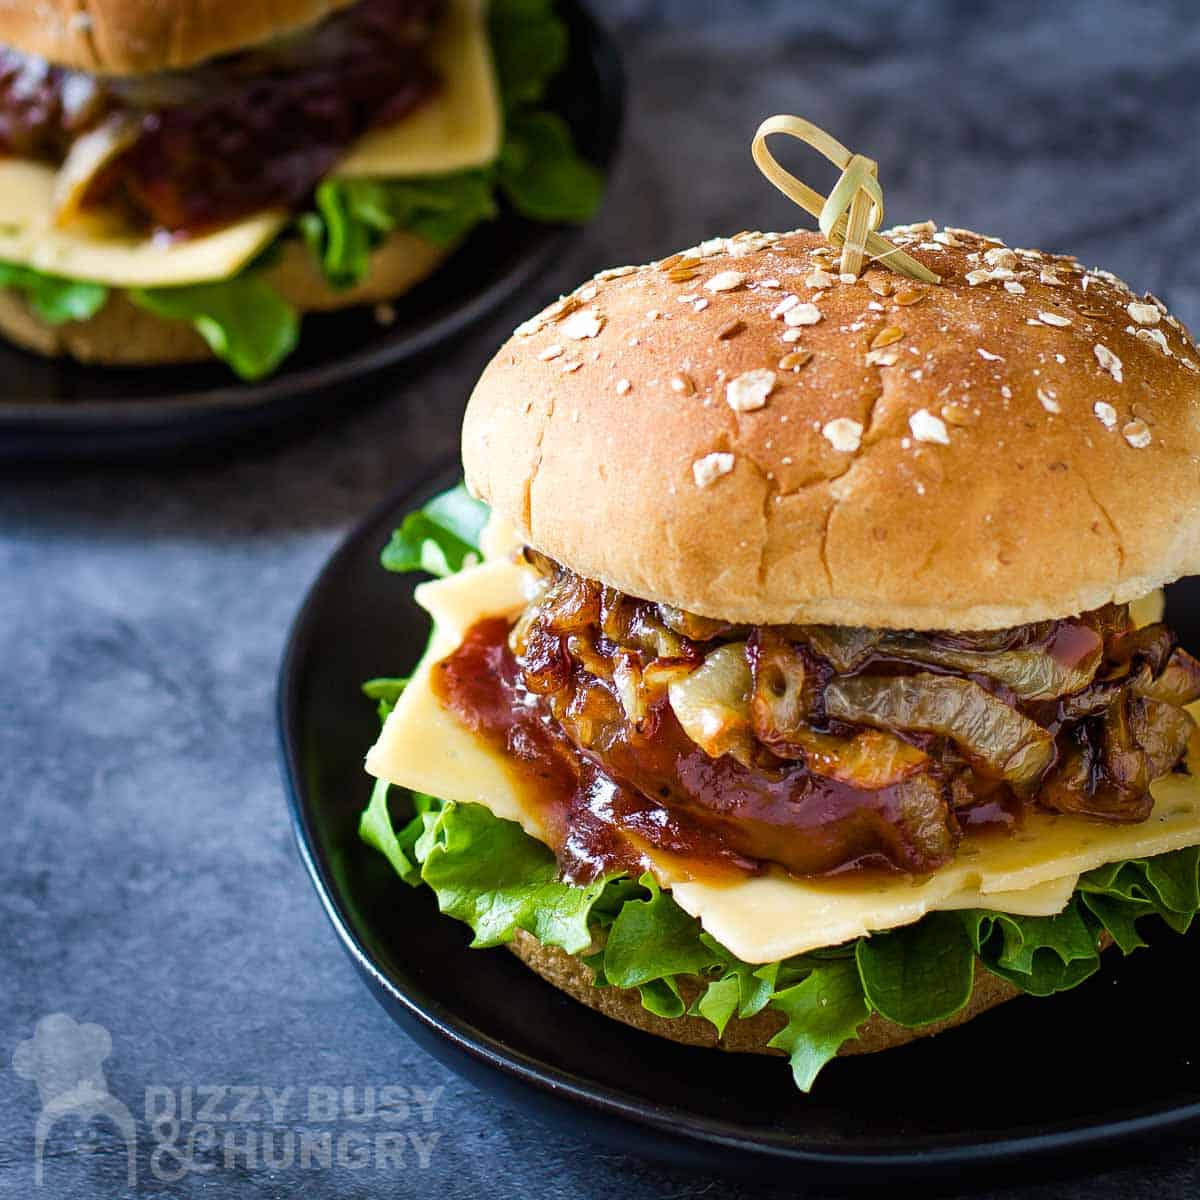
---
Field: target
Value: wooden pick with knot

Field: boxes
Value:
[752,115,940,284]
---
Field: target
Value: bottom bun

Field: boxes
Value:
[508,929,1024,1058]
[0,230,451,368]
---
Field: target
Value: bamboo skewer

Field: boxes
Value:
[751,115,940,285]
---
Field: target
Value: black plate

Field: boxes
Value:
[0,1,623,462]
[279,464,1200,1182]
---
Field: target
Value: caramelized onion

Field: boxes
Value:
[748,629,823,746]
[877,635,1102,699]
[511,554,1198,877]
[1131,697,1196,780]
[796,625,882,672]
[52,112,141,224]
[824,673,1056,790]
[791,728,929,788]
[1107,621,1176,677]
[667,643,753,761]
[656,604,735,643]
[1134,647,1200,708]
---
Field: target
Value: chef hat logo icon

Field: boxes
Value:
[12,1013,137,1188]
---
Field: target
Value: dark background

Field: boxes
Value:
[3,1,1200,1195]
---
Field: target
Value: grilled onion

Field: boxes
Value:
[796,625,882,672]
[875,634,1102,700]
[52,112,141,225]
[667,642,753,760]
[791,728,929,788]
[1131,697,1196,780]
[824,673,1056,790]
[1134,647,1200,708]
[748,628,821,746]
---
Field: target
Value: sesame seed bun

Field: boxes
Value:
[507,929,1021,1058]
[463,226,1200,631]
[0,228,449,367]
[0,0,358,75]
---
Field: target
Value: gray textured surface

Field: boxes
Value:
[3,1,1200,1195]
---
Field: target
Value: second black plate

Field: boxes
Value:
[0,1,623,461]
[279,466,1200,1183]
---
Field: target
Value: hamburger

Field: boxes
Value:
[0,0,602,379]
[360,219,1200,1090]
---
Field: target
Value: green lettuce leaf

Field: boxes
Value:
[602,873,726,1016]
[307,174,498,288]
[767,961,871,1092]
[0,261,108,324]
[964,905,1101,996]
[855,912,976,1027]
[359,780,433,887]
[128,276,298,380]
[692,974,740,1036]
[488,0,569,109]
[361,677,409,722]
[497,110,605,224]
[414,799,608,953]
[381,482,490,576]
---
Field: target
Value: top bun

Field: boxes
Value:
[0,0,357,74]
[463,224,1200,630]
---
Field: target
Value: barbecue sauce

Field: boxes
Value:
[431,617,1018,884]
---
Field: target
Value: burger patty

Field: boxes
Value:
[432,551,1200,881]
[0,0,445,234]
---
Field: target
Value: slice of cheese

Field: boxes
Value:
[366,559,1200,964]
[0,159,288,288]
[334,0,502,179]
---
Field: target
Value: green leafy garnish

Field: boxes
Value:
[360,780,428,886]
[381,483,490,577]
[307,174,499,288]
[488,0,569,108]
[855,912,975,1027]
[128,276,298,380]
[497,110,604,224]
[414,800,609,954]
[361,677,409,722]
[767,961,872,1091]
[0,261,108,324]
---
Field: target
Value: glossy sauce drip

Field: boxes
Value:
[432,618,1019,884]
[432,617,758,883]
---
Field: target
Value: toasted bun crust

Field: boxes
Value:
[0,0,358,75]
[0,230,449,367]
[464,226,1200,630]
[507,929,1020,1058]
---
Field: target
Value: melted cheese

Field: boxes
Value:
[0,0,498,288]
[335,0,501,178]
[0,160,288,287]
[366,561,1200,964]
